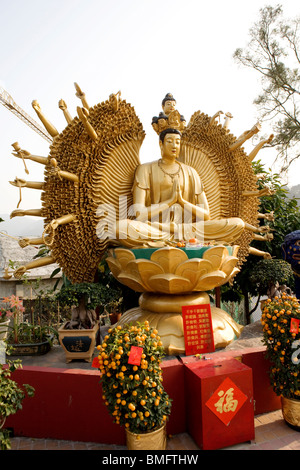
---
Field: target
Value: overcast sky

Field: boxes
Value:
[0,0,299,227]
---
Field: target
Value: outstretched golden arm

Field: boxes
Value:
[14,256,56,279]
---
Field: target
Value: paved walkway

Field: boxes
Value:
[7,409,300,450]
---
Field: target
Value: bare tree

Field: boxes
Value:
[234,5,300,172]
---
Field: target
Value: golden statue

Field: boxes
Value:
[6,87,275,353]
[114,128,268,247]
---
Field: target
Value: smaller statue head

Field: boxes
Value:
[152,94,186,136]
[282,230,300,274]
[162,93,176,116]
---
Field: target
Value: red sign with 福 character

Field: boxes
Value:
[205,377,248,426]
[182,304,215,356]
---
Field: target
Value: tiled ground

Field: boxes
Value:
[7,409,300,450]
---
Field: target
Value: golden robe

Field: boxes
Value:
[115,161,245,245]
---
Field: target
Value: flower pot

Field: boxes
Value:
[109,312,121,325]
[125,423,167,450]
[58,321,99,363]
[281,396,300,430]
[0,320,10,341]
[8,336,53,356]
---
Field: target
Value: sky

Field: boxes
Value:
[0,0,299,232]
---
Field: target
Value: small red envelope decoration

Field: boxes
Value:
[92,356,101,369]
[290,318,300,334]
[128,346,143,366]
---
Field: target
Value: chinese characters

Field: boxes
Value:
[182,304,214,355]
[214,388,238,414]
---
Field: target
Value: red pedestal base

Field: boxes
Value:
[5,348,280,447]
[185,358,255,450]
[5,358,185,445]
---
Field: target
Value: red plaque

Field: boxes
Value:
[128,346,143,365]
[290,318,300,334]
[182,304,215,356]
[205,377,248,426]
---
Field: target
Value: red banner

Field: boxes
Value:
[182,304,215,356]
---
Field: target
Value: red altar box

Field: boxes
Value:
[185,358,255,450]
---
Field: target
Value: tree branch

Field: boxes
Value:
[233,5,300,170]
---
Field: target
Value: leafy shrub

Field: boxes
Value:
[0,358,35,450]
[248,258,294,297]
[261,293,300,399]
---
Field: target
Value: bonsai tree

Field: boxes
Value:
[55,282,102,329]
[248,258,294,306]
[0,358,35,450]
[55,281,123,329]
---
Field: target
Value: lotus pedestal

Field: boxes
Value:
[107,246,244,355]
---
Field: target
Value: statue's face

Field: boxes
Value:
[160,133,181,160]
[163,100,176,115]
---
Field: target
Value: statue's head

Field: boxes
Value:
[159,128,181,143]
[162,93,176,116]
[282,230,300,274]
[159,128,181,159]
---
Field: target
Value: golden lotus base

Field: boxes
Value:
[117,292,243,355]
[125,423,167,450]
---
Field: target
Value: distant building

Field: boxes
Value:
[0,234,62,300]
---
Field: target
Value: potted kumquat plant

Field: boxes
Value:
[261,292,300,429]
[95,321,172,450]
